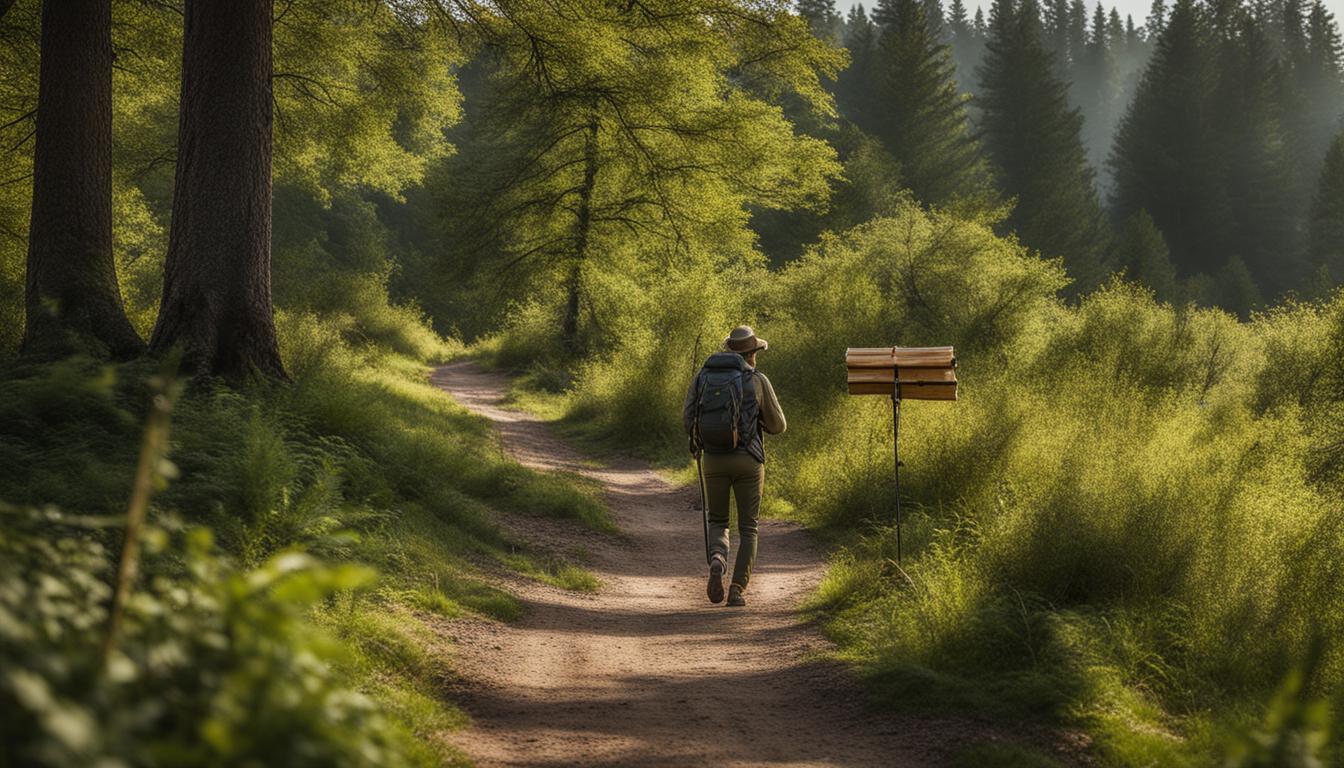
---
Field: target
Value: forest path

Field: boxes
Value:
[430,360,1010,767]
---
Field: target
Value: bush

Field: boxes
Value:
[0,505,415,767]
[272,188,458,362]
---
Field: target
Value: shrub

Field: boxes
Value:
[0,505,417,767]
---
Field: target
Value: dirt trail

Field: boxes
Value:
[430,361,1020,767]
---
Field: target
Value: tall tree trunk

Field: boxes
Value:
[149,0,284,379]
[22,0,143,359]
[561,114,600,354]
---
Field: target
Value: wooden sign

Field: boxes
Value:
[845,346,957,400]
[845,346,958,563]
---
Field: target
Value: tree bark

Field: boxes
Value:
[22,0,143,359]
[561,114,600,354]
[149,0,284,379]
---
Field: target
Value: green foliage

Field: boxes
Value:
[838,6,880,129]
[798,0,843,41]
[750,124,915,265]
[802,291,1344,764]
[1221,661,1336,768]
[1213,5,1298,298]
[272,188,455,361]
[0,0,464,362]
[433,0,843,352]
[0,506,420,767]
[1116,209,1180,303]
[270,1,462,200]
[9,0,1344,762]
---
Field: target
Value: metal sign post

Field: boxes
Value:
[845,346,958,564]
[891,391,902,561]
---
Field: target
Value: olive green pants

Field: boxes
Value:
[702,452,763,591]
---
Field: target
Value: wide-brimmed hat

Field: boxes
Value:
[723,325,768,354]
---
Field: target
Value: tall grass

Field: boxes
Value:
[505,200,1344,763]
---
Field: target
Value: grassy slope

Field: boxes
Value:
[0,313,611,765]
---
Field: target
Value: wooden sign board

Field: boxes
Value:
[846,346,957,400]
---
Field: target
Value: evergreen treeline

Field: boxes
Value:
[807,0,1344,310]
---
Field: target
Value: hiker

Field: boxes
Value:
[683,325,787,607]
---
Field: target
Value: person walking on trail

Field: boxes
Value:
[684,325,787,607]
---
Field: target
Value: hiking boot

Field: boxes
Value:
[707,557,725,604]
[726,584,746,607]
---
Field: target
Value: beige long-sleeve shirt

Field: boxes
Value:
[753,371,787,435]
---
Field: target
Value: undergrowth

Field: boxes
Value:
[0,310,608,765]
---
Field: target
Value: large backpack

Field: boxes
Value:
[691,352,760,456]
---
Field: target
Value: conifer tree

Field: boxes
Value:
[1076,4,1125,183]
[446,0,844,353]
[1214,6,1298,293]
[979,0,1111,289]
[22,0,143,358]
[1215,254,1263,317]
[1044,0,1073,69]
[923,0,947,40]
[1090,4,1108,54]
[869,0,995,207]
[1283,0,1308,64]
[1111,0,1229,277]
[948,0,985,91]
[1274,0,1310,196]
[1068,0,1089,63]
[1117,209,1180,301]
[1302,2,1344,159]
[873,0,895,25]
[949,0,972,35]
[1309,131,1344,283]
[151,0,285,378]
[838,5,879,127]
[1107,7,1125,43]
[798,0,842,40]
[1146,0,1167,38]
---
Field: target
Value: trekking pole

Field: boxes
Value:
[696,450,711,565]
[690,332,708,563]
